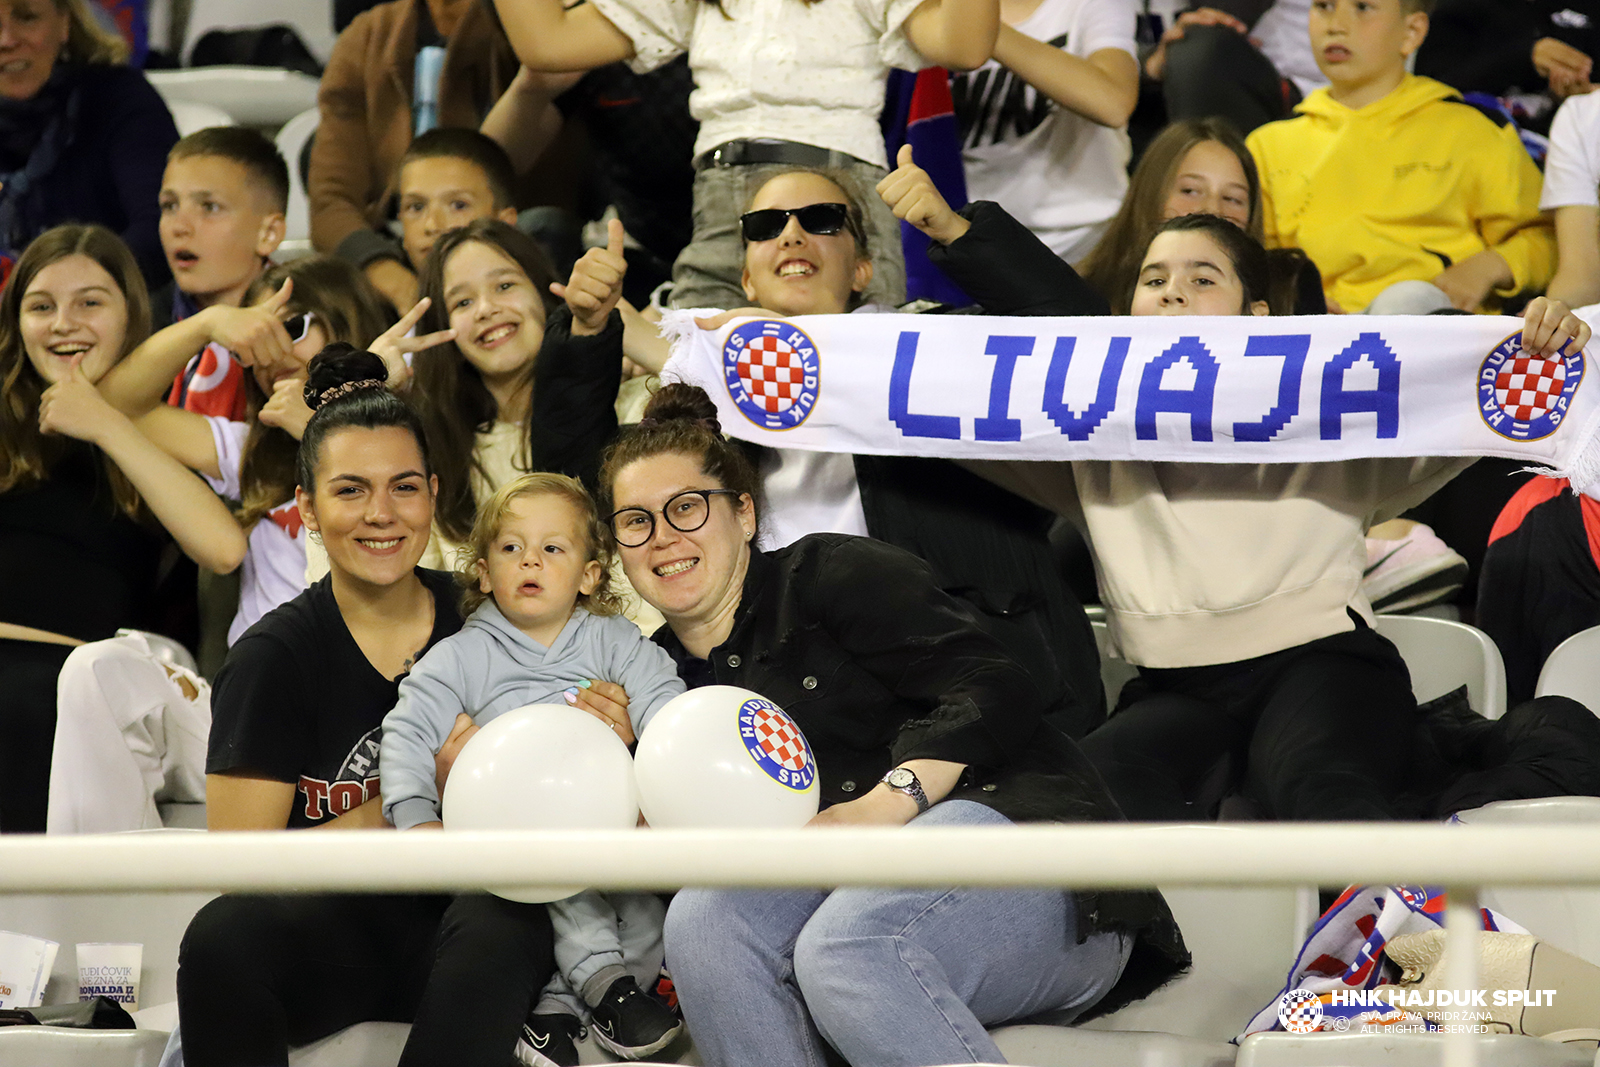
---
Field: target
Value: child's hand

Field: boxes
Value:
[434,712,480,796]
[257,376,313,440]
[370,297,456,390]
[1522,296,1592,358]
[565,679,634,745]
[555,218,628,335]
[1534,36,1594,97]
[876,145,970,246]
[38,355,123,444]
[1433,250,1512,312]
[207,278,295,370]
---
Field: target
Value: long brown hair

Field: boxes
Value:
[0,224,151,514]
[1078,118,1263,314]
[236,256,395,529]
[414,218,559,544]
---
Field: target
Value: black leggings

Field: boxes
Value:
[178,891,555,1067]
[0,639,73,833]
[1078,621,1418,821]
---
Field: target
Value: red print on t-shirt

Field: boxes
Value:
[270,503,303,540]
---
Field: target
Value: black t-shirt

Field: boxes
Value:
[0,441,165,641]
[206,568,463,829]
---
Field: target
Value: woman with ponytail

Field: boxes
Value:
[175,345,558,1067]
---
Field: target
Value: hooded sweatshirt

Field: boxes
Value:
[380,599,685,830]
[1247,74,1554,313]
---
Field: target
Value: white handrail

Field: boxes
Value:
[2,824,1598,894]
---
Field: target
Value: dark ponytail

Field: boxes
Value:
[296,344,432,491]
[598,383,764,543]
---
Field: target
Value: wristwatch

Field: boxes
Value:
[880,767,930,814]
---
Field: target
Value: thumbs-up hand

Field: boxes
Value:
[205,277,296,371]
[875,144,969,246]
[555,217,628,336]
[38,354,119,442]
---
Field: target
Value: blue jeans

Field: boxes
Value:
[663,801,1130,1067]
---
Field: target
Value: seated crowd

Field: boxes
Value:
[3,0,1600,1065]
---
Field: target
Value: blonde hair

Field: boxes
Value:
[56,0,131,66]
[458,473,623,618]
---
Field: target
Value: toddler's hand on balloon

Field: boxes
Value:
[435,713,480,796]
[567,680,634,745]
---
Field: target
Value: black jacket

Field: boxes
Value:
[541,304,1106,738]
[655,533,1190,1018]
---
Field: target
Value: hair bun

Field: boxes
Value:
[640,382,721,434]
[303,343,390,411]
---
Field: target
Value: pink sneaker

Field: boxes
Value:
[1362,523,1468,613]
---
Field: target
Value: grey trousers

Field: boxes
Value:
[534,890,667,1018]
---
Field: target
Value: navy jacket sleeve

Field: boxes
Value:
[926,201,1110,318]
[94,68,179,286]
[530,305,623,492]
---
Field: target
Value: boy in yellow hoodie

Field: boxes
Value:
[1246,0,1553,314]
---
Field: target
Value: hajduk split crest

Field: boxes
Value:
[738,697,815,791]
[723,319,820,430]
[1479,331,1584,441]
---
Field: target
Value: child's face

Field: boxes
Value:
[443,239,547,393]
[476,493,602,647]
[1163,141,1252,231]
[1131,230,1268,317]
[159,155,285,309]
[740,172,872,317]
[398,156,517,272]
[1309,0,1427,97]
[20,253,128,386]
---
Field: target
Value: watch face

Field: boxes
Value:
[886,768,914,789]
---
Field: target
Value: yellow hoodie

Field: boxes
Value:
[1247,74,1554,313]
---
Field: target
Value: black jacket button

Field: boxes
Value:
[841,780,857,793]
[727,654,741,667]
[802,675,818,689]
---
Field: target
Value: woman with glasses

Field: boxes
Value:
[46,255,440,833]
[544,167,1105,739]
[599,381,1189,1067]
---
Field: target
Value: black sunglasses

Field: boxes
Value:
[739,202,854,243]
[285,311,315,344]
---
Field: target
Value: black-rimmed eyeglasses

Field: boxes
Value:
[609,489,742,547]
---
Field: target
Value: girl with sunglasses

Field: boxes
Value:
[46,256,440,834]
[490,0,1000,312]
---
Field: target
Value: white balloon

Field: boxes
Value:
[442,703,638,903]
[634,686,820,829]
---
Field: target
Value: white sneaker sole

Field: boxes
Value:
[591,1017,685,1059]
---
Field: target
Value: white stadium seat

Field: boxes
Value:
[163,100,234,138]
[148,68,319,131]
[1373,614,1508,719]
[1534,625,1600,713]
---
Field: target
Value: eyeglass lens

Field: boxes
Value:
[285,311,314,345]
[611,492,714,547]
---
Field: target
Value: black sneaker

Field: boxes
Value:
[588,975,685,1059]
[515,1011,584,1067]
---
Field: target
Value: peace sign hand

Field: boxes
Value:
[369,297,457,390]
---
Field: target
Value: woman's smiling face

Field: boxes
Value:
[21,253,129,385]
[443,239,547,387]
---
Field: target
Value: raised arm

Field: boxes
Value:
[902,0,1000,71]
[492,0,636,72]
[481,67,581,174]
[38,359,247,573]
[989,28,1138,128]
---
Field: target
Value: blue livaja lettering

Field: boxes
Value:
[889,331,962,439]
[975,336,1036,441]
[1233,334,1310,441]
[1042,335,1127,440]
[1135,337,1218,441]
[1321,332,1401,440]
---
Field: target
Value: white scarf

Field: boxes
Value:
[660,312,1600,491]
